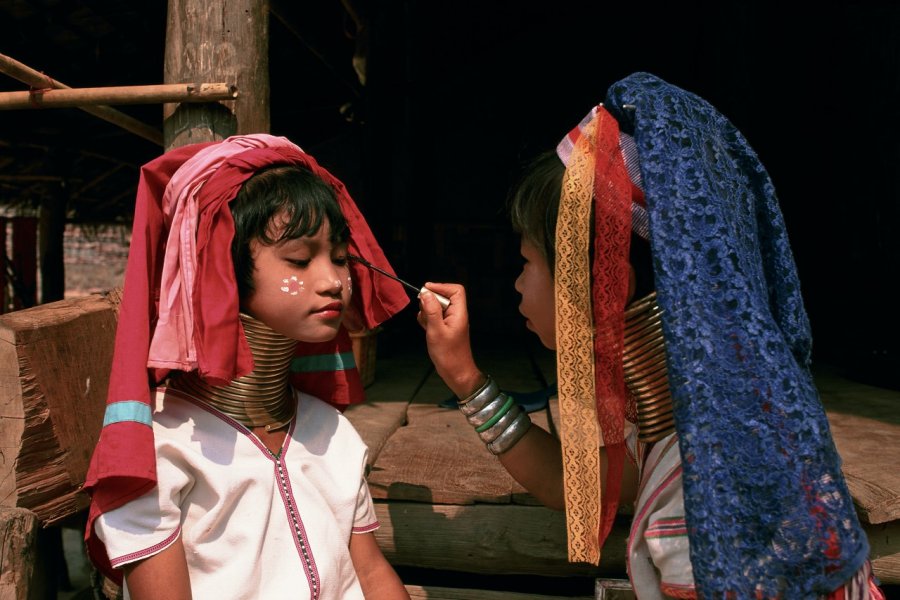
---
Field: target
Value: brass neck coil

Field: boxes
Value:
[170,313,297,432]
[623,292,676,443]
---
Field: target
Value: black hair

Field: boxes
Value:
[230,165,349,299]
[508,150,564,273]
[507,150,655,299]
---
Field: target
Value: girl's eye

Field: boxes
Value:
[287,258,310,267]
[333,255,348,267]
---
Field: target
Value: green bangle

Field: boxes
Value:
[474,394,515,433]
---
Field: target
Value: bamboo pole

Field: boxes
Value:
[0,83,238,110]
[0,52,163,146]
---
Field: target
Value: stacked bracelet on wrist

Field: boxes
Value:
[457,375,531,455]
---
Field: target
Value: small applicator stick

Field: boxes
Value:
[349,255,451,310]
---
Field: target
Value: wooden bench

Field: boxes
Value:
[347,344,900,594]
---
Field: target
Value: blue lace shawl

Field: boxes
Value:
[605,73,869,598]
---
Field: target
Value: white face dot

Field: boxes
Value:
[280,275,304,296]
[347,276,353,295]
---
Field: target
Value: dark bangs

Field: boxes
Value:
[508,151,564,276]
[231,165,349,298]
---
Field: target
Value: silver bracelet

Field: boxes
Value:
[466,393,509,428]
[458,377,500,416]
[459,376,493,404]
[478,404,523,444]
[486,412,532,455]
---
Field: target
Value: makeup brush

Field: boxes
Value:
[349,255,451,310]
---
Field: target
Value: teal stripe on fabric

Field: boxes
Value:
[291,351,356,373]
[103,401,153,427]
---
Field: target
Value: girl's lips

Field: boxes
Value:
[312,302,344,317]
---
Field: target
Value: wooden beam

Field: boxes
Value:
[0,52,163,146]
[0,83,238,110]
[373,502,621,578]
[164,0,269,150]
[0,291,120,525]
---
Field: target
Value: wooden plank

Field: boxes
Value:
[367,402,526,505]
[345,353,430,466]
[867,520,900,584]
[374,501,625,578]
[404,585,593,600]
[409,343,551,407]
[388,343,560,504]
[595,579,636,600]
[366,354,526,504]
[0,292,119,524]
[345,400,409,469]
[815,366,900,525]
[0,507,45,600]
[827,412,900,525]
[368,365,589,507]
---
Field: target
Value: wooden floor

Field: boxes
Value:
[344,336,900,598]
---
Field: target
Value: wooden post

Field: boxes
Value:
[0,508,46,600]
[10,217,37,309]
[0,217,7,313]
[163,0,270,150]
[39,193,67,304]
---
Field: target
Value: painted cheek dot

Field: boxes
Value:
[280,275,304,296]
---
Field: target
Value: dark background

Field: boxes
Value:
[315,2,900,390]
[1,1,899,389]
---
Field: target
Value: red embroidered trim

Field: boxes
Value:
[660,582,697,599]
[352,522,380,534]
[109,526,182,568]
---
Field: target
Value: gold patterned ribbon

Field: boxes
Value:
[555,105,634,564]
[555,114,603,564]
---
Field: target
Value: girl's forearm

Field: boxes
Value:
[123,536,192,600]
[499,425,566,510]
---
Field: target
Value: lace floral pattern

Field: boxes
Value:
[604,73,868,598]
[555,115,603,564]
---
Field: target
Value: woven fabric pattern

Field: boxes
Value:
[604,73,868,598]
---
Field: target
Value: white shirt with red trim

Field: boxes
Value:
[95,387,378,600]
[627,430,697,599]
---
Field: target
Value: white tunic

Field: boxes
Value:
[627,431,696,599]
[95,387,378,600]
